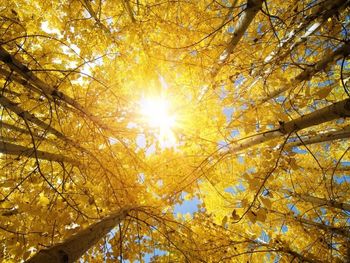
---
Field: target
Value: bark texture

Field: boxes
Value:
[211,0,263,78]
[287,125,350,147]
[26,207,133,263]
[281,189,350,212]
[0,46,110,131]
[230,98,350,152]
[0,141,79,164]
[262,43,350,103]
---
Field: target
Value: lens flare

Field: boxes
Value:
[140,97,176,148]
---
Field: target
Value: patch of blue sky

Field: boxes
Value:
[145,144,156,156]
[225,182,245,195]
[142,249,167,263]
[305,48,313,56]
[256,23,264,35]
[281,63,289,71]
[236,182,245,191]
[275,95,285,103]
[317,79,333,88]
[323,143,330,151]
[190,50,198,56]
[219,85,228,100]
[227,25,234,33]
[108,137,118,145]
[156,179,163,187]
[223,106,234,122]
[240,104,248,110]
[237,154,244,164]
[224,186,235,194]
[340,161,350,166]
[173,192,201,217]
[334,174,350,184]
[234,74,245,87]
[336,118,345,124]
[136,133,146,148]
[247,167,256,174]
[218,140,230,151]
[230,128,240,138]
[273,255,281,263]
[291,146,307,154]
[281,224,288,233]
[258,230,270,243]
[137,173,145,184]
[287,203,300,215]
[287,137,298,143]
[266,124,275,129]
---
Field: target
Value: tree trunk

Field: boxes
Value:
[280,189,350,213]
[0,94,91,155]
[81,0,111,32]
[1,120,38,135]
[230,98,350,152]
[263,0,348,64]
[0,141,79,164]
[26,207,134,263]
[280,99,350,133]
[0,46,110,131]
[0,94,67,139]
[267,208,350,238]
[261,43,350,103]
[286,125,350,148]
[211,0,263,78]
[0,67,42,94]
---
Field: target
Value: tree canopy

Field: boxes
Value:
[0,0,350,262]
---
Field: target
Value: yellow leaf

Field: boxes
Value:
[247,211,257,224]
[315,86,332,99]
[231,209,240,220]
[256,209,267,222]
[38,193,50,206]
[221,215,228,228]
[260,197,272,209]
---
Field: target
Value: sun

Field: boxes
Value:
[140,97,177,148]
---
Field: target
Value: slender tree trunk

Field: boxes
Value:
[294,215,349,238]
[280,189,350,213]
[254,240,323,263]
[121,0,136,22]
[0,94,67,139]
[1,120,37,135]
[264,0,348,64]
[267,208,350,238]
[286,125,350,148]
[0,141,79,164]
[0,46,110,131]
[211,0,263,78]
[81,0,110,33]
[261,43,350,103]
[0,136,17,143]
[230,98,350,152]
[0,67,42,94]
[26,207,134,263]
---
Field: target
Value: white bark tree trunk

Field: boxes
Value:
[26,207,133,263]
[0,94,90,156]
[0,47,110,131]
[230,98,350,153]
[263,0,348,64]
[261,43,350,103]
[286,125,350,148]
[281,189,350,213]
[0,141,79,164]
[0,95,66,139]
[81,0,111,33]
[211,0,263,78]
